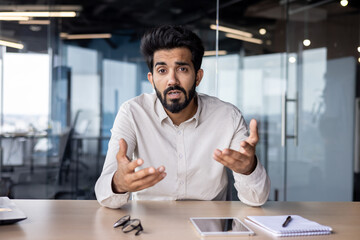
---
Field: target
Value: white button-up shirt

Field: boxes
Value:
[95,93,270,208]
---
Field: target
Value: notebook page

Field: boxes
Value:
[246,215,332,237]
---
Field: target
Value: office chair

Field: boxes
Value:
[54,110,96,199]
[226,167,240,201]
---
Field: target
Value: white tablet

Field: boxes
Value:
[190,217,255,236]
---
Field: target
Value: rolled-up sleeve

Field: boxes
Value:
[229,109,271,206]
[95,170,130,208]
[233,158,270,206]
[94,102,136,208]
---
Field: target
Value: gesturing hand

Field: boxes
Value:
[213,119,259,175]
[112,138,166,193]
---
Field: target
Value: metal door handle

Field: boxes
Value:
[281,93,286,147]
[281,92,298,147]
[294,92,299,146]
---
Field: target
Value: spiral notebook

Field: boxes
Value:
[245,215,332,237]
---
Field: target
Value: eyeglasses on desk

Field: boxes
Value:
[113,215,143,236]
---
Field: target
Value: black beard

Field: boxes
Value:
[155,81,196,114]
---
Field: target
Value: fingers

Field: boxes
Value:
[116,138,129,163]
[129,165,164,181]
[213,145,255,174]
[113,163,166,193]
[125,166,167,191]
[126,158,144,173]
[116,139,143,173]
[215,142,254,160]
[247,119,259,146]
[130,169,167,191]
[240,141,254,154]
[213,119,259,174]
[213,148,241,167]
[213,149,233,168]
[113,139,167,192]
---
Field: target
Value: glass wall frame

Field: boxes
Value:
[0,0,358,201]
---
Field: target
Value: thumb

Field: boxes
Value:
[116,138,129,163]
[247,119,259,146]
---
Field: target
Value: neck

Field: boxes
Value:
[165,97,198,126]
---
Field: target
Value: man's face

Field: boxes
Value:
[147,47,203,113]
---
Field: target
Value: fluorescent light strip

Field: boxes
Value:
[0,5,82,11]
[19,20,50,25]
[210,24,253,38]
[0,11,76,17]
[0,40,24,49]
[0,16,30,21]
[63,33,112,40]
[204,50,227,56]
[60,32,68,38]
[225,33,263,45]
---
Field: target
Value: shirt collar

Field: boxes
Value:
[154,93,202,128]
[192,94,201,128]
[155,96,169,124]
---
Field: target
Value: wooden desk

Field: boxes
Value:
[0,200,359,240]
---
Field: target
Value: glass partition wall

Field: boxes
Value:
[0,0,358,201]
[285,1,356,201]
[0,5,53,198]
[210,0,358,201]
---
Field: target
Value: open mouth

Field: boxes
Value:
[167,90,182,99]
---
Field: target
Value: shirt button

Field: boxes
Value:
[177,131,181,135]
[179,180,184,185]
[179,153,183,158]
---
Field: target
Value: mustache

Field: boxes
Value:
[163,85,186,96]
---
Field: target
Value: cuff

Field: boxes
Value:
[232,157,270,206]
[233,156,265,184]
[95,171,130,209]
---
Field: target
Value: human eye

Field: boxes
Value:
[157,68,166,74]
[178,67,188,72]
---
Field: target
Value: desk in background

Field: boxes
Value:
[0,131,60,170]
[0,132,48,188]
[0,200,359,240]
[0,132,47,167]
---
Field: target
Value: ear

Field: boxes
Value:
[147,72,154,88]
[195,69,204,87]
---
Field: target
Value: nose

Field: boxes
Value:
[167,69,179,86]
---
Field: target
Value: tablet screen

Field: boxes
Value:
[190,217,254,236]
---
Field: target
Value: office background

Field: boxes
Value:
[0,0,359,202]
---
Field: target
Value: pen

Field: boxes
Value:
[282,216,292,227]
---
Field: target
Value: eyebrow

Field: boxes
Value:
[154,61,166,67]
[175,61,190,66]
[154,61,190,67]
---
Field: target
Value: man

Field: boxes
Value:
[95,25,270,208]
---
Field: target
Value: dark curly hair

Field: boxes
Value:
[140,25,204,73]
